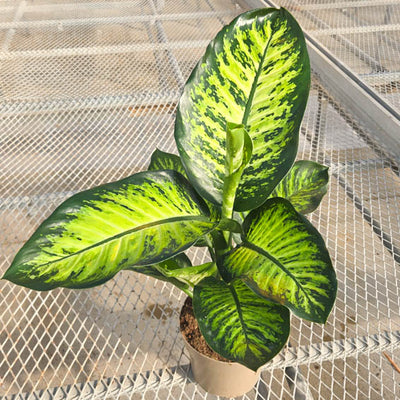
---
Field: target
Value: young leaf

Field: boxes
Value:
[224,122,253,176]
[3,171,216,291]
[222,122,253,219]
[221,198,336,323]
[270,160,329,214]
[193,277,290,371]
[175,8,310,211]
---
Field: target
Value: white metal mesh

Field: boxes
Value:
[271,0,400,117]
[1,1,400,399]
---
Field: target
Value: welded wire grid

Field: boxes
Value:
[270,0,400,116]
[0,0,399,399]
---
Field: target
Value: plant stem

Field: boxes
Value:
[221,173,241,245]
[222,178,237,220]
[211,230,230,259]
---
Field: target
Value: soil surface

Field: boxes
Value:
[180,297,230,362]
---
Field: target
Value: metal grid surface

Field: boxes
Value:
[1,1,400,399]
[268,0,400,119]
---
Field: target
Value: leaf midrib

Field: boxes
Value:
[229,283,251,351]
[241,27,274,127]
[242,241,313,307]
[32,215,213,268]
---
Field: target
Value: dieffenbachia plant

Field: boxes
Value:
[3,8,336,371]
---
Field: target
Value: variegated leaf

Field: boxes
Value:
[193,277,290,371]
[4,171,216,290]
[221,198,336,322]
[271,160,329,214]
[148,148,221,229]
[175,8,310,211]
[148,148,187,177]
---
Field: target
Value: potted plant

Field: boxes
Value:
[3,7,336,398]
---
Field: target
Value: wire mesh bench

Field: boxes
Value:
[1,1,400,399]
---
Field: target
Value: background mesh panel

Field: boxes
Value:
[1,1,399,399]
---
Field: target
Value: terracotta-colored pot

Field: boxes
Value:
[180,299,260,397]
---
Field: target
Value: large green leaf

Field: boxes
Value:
[270,160,329,214]
[175,7,310,212]
[3,171,216,291]
[221,198,336,323]
[193,277,290,371]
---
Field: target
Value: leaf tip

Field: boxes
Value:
[2,264,15,282]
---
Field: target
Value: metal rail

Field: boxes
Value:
[150,11,186,89]
[289,0,398,10]
[0,10,238,30]
[0,40,210,60]
[340,7,400,57]
[1,0,25,52]
[0,91,180,116]
[301,83,400,265]
[0,0,148,13]
[309,24,400,36]
[306,41,400,163]
[5,330,400,400]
